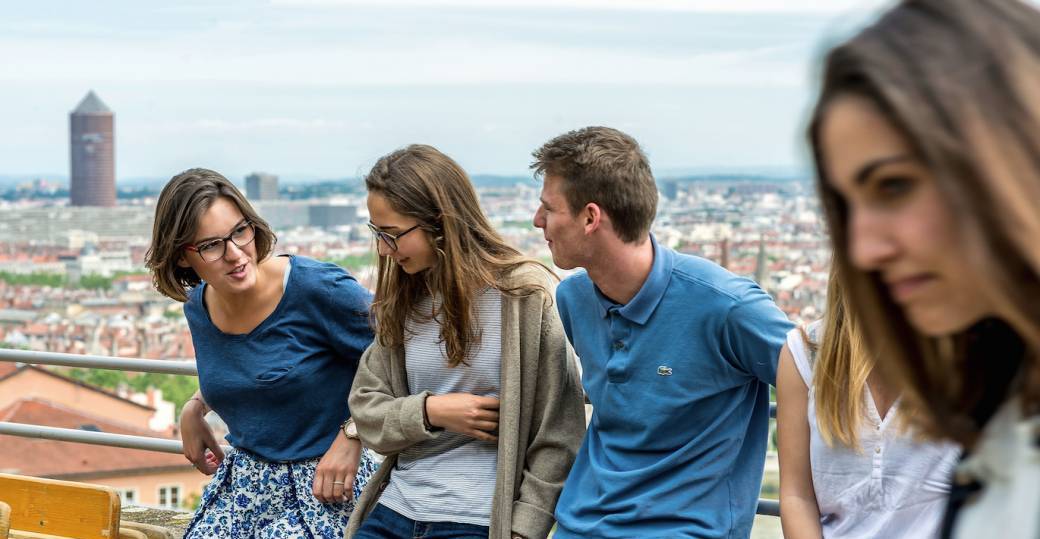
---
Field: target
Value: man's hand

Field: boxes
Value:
[425,393,500,442]
[180,397,225,475]
[313,431,362,504]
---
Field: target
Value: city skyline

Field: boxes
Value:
[1,0,893,182]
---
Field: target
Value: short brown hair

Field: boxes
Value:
[531,126,657,243]
[144,168,277,302]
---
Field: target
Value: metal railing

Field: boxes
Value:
[0,348,205,454]
[0,348,781,517]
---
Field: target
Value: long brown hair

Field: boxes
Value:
[806,265,873,448]
[145,168,277,303]
[809,0,1040,445]
[366,144,553,367]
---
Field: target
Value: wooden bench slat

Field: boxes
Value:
[0,474,119,539]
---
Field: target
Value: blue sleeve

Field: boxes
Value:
[719,285,793,386]
[555,284,575,344]
[319,266,375,364]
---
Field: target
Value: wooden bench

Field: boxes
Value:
[0,473,140,539]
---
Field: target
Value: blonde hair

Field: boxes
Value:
[804,266,873,448]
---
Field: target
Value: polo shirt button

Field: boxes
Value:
[613,340,624,351]
[875,446,881,454]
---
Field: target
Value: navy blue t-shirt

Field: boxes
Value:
[184,255,374,462]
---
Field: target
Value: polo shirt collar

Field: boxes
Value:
[593,234,674,325]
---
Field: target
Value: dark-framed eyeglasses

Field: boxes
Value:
[183,221,256,262]
[367,221,420,252]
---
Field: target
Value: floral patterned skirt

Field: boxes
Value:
[184,447,380,539]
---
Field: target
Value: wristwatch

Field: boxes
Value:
[341,418,360,440]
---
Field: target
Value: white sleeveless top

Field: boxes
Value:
[787,323,961,539]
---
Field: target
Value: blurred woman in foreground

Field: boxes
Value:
[808,0,1040,536]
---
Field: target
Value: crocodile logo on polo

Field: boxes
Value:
[657,366,673,376]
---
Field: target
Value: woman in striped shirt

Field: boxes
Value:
[346,144,586,539]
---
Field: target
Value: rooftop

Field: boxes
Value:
[0,397,187,478]
[71,90,112,115]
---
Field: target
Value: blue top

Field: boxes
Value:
[184,255,374,462]
[553,235,793,539]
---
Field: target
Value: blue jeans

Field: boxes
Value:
[354,503,490,539]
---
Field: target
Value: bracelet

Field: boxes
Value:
[422,395,437,431]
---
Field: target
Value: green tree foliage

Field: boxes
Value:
[66,368,130,388]
[62,368,199,416]
[0,270,147,290]
[79,274,113,290]
[0,271,64,287]
[324,253,376,274]
[128,373,200,416]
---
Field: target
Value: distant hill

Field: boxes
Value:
[470,175,538,188]
[655,165,809,179]
[0,168,810,193]
[659,173,808,184]
[0,175,66,189]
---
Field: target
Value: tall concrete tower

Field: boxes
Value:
[70,91,116,207]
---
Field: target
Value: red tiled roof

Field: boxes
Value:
[0,365,154,411]
[22,323,51,336]
[0,398,193,478]
[0,362,17,378]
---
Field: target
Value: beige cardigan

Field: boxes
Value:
[345,266,586,539]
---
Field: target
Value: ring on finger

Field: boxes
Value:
[332,481,345,485]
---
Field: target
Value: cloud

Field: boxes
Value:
[187,118,353,133]
[0,0,898,176]
[0,18,813,87]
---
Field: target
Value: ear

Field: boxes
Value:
[175,252,192,269]
[582,203,603,235]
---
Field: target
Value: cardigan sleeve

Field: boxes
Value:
[510,290,587,539]
[348,342,440,455]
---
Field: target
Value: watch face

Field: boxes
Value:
[346,420,359,438]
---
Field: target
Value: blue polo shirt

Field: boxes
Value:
[553,235,792,539]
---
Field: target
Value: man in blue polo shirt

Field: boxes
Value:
[531,126,793,539]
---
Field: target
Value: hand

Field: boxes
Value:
[313,431,362,504]
[180,398,225,475]
[425,393,500,442]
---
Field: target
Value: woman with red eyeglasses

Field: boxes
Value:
[144,168,378,538]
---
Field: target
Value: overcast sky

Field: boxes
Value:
[1,0,893,182]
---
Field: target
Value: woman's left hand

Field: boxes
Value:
[312,431,362,504]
